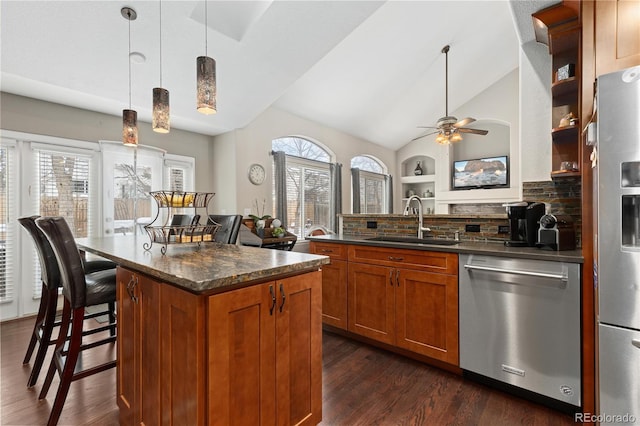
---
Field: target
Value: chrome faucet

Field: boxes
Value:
[404,195,431,239]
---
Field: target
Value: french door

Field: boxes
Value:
[0,134,194,320]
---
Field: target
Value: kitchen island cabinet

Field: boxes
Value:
[209,271,322,426]
[77,236,328,425]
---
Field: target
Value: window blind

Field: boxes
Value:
[0,143,17,303]
[31,148,93,298]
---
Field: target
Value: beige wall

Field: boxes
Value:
[0,92,213,191]
[211,106,397,218]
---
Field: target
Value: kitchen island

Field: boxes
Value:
[76,235,329,426]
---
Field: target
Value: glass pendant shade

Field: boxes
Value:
[450,132,463,143]
[123,109,138,146]
[435,134,448,145]
[197,56,217,114]
[152,87,170,133]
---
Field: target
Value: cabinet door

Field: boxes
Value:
[348,263,395,345]
[320,259,348,329]
[208,283,277,426]
[138,274,161,425]
[161,283,205,425]
[275,271,322,426]
[116,267,138,425]
[595,0,640,76]
[395,269,459,365]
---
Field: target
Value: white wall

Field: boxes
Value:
[0,93,213,190]
[519,40,553,182]
[396,68,521,212]
[211,106,397,218]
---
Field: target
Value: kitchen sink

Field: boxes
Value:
[365,236,459,246]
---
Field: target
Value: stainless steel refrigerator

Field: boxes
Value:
[595,65,640,424]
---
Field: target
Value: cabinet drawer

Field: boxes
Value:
[309,241,348,260]
[348,245,457,275]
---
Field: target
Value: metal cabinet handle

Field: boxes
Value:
[632,339,640,349]
[126,275,139,304]
[388,256,404,261]
[389,269,394,286]
[279,283,286,313]
[396,269,400,286]
[463,264,568,282]
[320,249,334,253]
[269,285,276,315]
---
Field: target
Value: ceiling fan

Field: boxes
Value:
[412,45,488,144]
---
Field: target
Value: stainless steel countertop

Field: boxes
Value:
[77,235,330,295]
[307,234,584,263]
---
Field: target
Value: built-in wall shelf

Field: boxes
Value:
[401,197,435,201]
[400,174,436,184]
[551,125,579,143]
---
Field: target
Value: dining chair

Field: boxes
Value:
[208,214,242,244]
[35,216,117,426]
[18,216,116,389]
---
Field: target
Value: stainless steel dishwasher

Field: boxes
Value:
[459,253,581,408]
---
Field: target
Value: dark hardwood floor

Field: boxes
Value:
[1,316,576,425]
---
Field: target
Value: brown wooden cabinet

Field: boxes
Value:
[533,3,582,179]
[347,245,459,365]
[116,267,164,425]
[117,266,321,425]
[309,242,348,329]
[208,271,322,426]
[595,0,640,76]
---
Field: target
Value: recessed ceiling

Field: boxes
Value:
[0,1,553,150]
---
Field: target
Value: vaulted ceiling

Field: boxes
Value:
[1,1,555,150]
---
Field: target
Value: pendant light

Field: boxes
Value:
[122,7,138,146]
[197,0,217,114]
[152,0,170,133]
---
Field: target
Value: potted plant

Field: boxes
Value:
[271,227,286,238]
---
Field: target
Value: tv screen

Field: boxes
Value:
[452,156,509,190]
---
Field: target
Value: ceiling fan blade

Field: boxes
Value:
[458,128,488,135]
[454,117,476,128]
[411,130,439,141]
[417,125,438,129]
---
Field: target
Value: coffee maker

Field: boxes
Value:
[504,202,546,247]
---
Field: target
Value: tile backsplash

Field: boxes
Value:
[342,178,582,247]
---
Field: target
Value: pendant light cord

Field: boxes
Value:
[128,9,132,109]
[159,0,163,86]
[204,0,208,56]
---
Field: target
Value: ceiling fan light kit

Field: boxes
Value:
[413,44,489,145]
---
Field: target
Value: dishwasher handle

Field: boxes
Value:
[463,264,568,282]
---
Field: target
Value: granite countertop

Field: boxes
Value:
[76,236,330,295]
[307,234,584,263]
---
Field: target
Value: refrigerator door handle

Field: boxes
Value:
[632,339,640,350]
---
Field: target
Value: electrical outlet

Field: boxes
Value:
[367,221,378,229]
[498,225,510,234]
[465,224,480,232]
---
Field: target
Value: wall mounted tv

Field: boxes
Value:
[452,156,509,190]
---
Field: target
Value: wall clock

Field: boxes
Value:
[248,163,266,185]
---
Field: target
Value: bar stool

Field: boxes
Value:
[35,216,117,426]
[208,214,242,244]
[18,216,116,389]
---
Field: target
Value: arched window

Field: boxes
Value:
[350,155,390,214]
[272,136,337,238]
